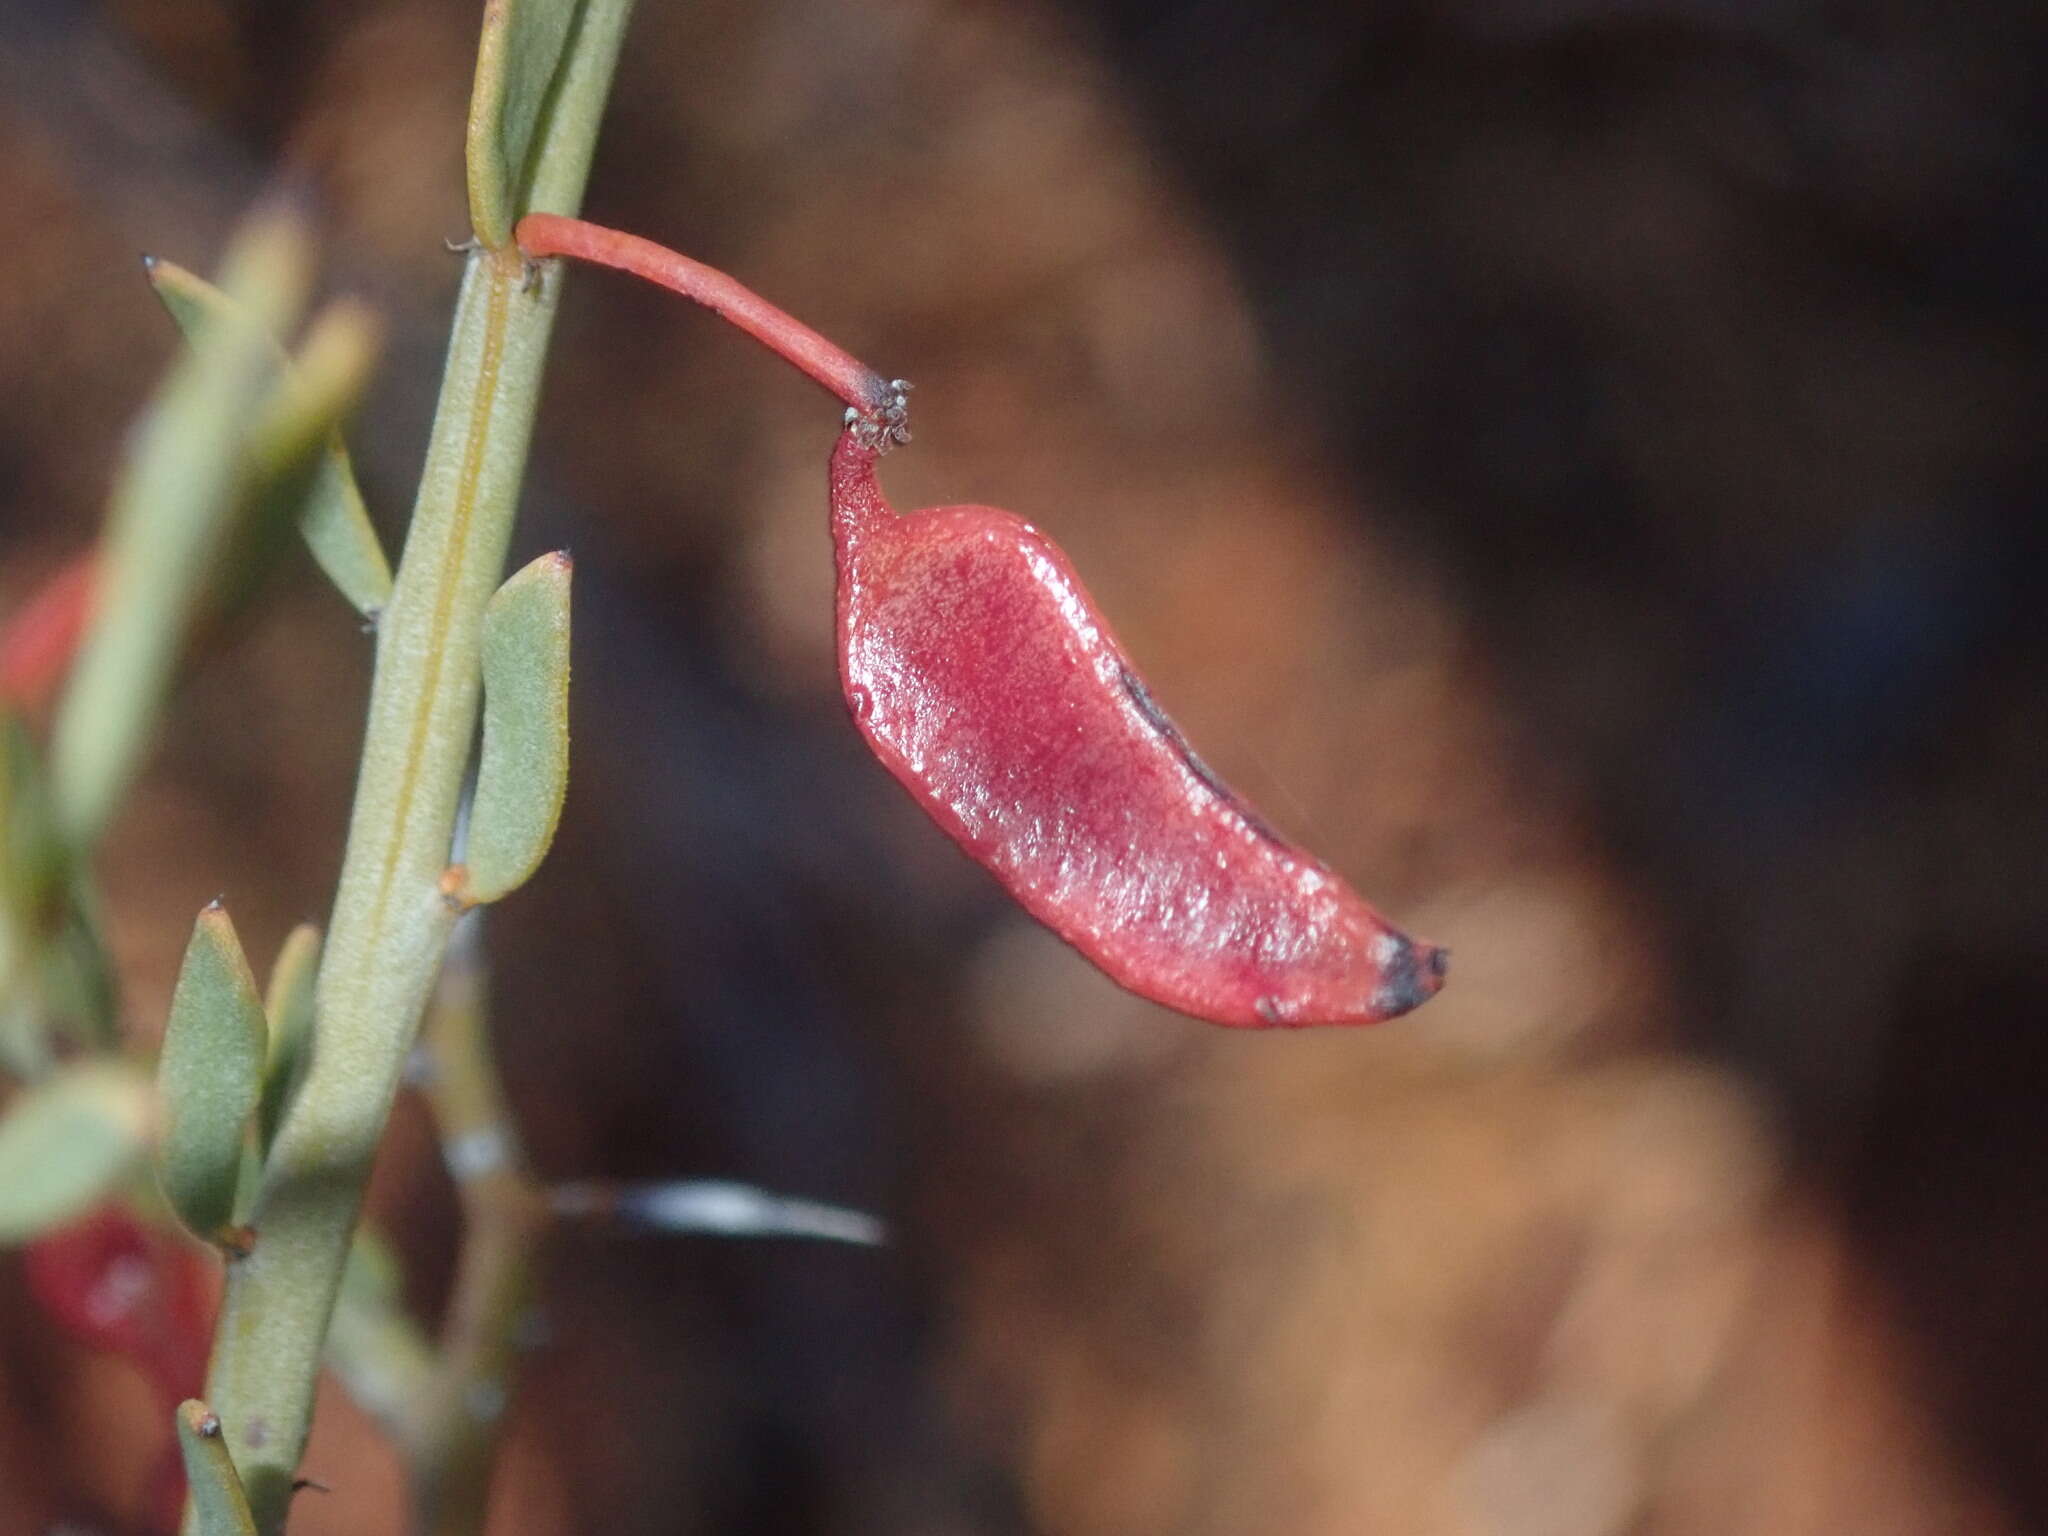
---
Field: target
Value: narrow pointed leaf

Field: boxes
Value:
[144,256,233,338]
[208,298,386,622]
[462,552,572,905]
[175,1401,259,1536]
[52,204,311,846]
[465,0,580,246]
[156,903,266,1244]
[147,258,393,617]
[0,1060,153,1242]
[523,0,639,220]
[247,300,383,491]
[257,922,319,1153]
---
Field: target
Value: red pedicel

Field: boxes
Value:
[515,215,1445,1025]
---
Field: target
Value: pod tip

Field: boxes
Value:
[1373,933,1448,1019]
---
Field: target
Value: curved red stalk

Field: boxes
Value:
[516,212,900,417]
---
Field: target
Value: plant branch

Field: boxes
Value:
[189,3,637,1527]
[403,913,547,1536]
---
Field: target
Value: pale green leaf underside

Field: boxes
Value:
[465,552,572,905]
[466,0,580,246]
[257,922,321,1155]
[0,1060,153,1243]
[156,904,267,1241]
[52,207,310,847]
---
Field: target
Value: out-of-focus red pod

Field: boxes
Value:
[21,1205,212,1404]
[0,553,96,711]
[23,1207,213,1528]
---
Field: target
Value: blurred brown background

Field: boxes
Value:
[1,0,2043,1531]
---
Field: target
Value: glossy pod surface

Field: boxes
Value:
[831,433,1445,1027]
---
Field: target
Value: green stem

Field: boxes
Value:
[411,1189,546,1536]
[200,245,535,1528]
[192,4,635,1527]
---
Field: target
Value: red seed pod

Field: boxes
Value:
[0,553,96,711]
[514,213,1446,1026]
[21,1205,213,1403]
[832,434,1444,1026]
